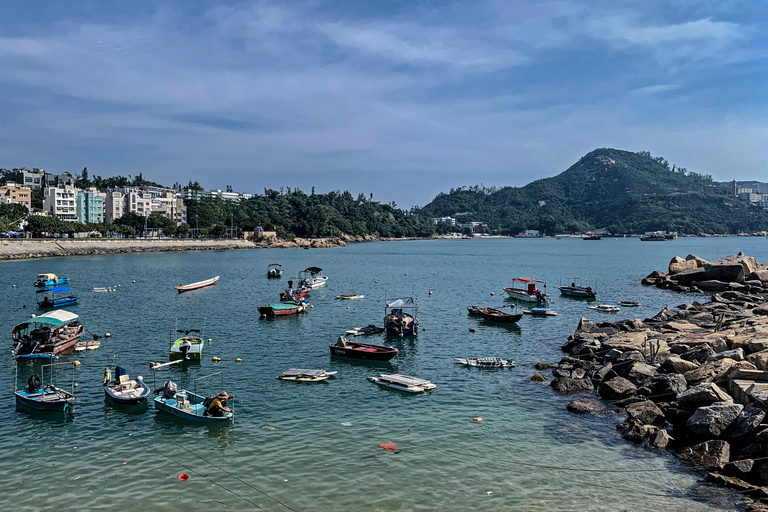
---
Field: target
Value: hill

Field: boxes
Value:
[419,148,768,235]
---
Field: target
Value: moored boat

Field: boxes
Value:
[258,299,307,317]
[558,278,597,299]
[384,297,419,336]
[152,372,234,423]
[466,306,481,316]
[588,304,621,312]
[37,287,79,309]
[267,263,283,278]
[300,267,328,288]
[175,276,220,293]
[336,294,364,300]
[330,336,398,361]
[34,273,69,287]
[279,280,310,301]
[169,318,206,361]
[618,301,642,307]
[523,308,557,316]
[476,307,523,324]
[582,234,602,240]
[455,357,516,368]
[276,368,337,382]
[15,362,76,412]
[11,310,85,359]
[104,365,150,405]
[345,325,385,336]
[367,374,436,393]
[503,278,549,303]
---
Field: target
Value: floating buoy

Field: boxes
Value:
[423,277,426,279]
[434,273,436,275]
[22,305,26,308]
[74,361,81,366]
[469,328,476,332]
[404,273,407,276]
[422,327,426,331]
[178,473,190,481]
[12,285,16,288]
[132,280,136,283]
[380,442,398,452]
[73,383,79,388]
[212,356,221,362]
[346,306,350,309]
[105,333,111,338]
[30,314,36,318]
[490,292,495,296]
[428,291,432,295]
[207,338,213,342]
[375,281,378,283]
[236,358,242,362]
[310,305,314,308]
[473,417,483,422]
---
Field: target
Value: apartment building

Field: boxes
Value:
[0,183,32,212]
[76,188,106,223]
[43,186,78,221]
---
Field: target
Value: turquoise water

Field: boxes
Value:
[1,238,767,511]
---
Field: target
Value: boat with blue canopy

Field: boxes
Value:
[152,371,234,423]
[36,286,79,309]
[11,310,85,359]
[34,273,69,287]
[15,362,76,412]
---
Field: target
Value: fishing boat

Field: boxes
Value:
[276,368,337,382]
[618,301,642,307]
[330,336,399,361]
[588,304,621,313]
[503,278,549,303]
[267,263,283,278]
[299,267,328,288]
[14,362,76,412]
[169,318,206,361]
[103,365,151,405]
[367,374,436,393]
[11,310,85,359]
[345,325,385,336]
[384,297,419,336]
[37,287,79,309]
[34,273,69,287]
[558,278,597,299]
[523,308,558,316]
[455,357,516,368]
[152,373,234,423]
[175,276,220,293]
[258,299,307,317]
[336,294,364,300]
[476,307,523,324]
[279,280,310,301]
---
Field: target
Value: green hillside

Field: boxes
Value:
[419,148,768,235]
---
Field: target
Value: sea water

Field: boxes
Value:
[1,237,766,511]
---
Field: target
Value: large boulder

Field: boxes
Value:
[696,280,732,292]
[681,345,717,364]
[648,374,688,401]
[662,357,700,374]
[705,254,760,283]
[732,403,767,440]
[747,340,768,354]
[677,383,732,407]
[599,377,637,400]
[683,359,737,386]
[586,362,613,386]
[550,377,593,393]
[625,400,666,426]
[686,254,709,268]
[669,257,698,275]
[709,348,744,362]
[678,440,730,469]
[747,270,768,283]
[567,398,606,414]
[625,361,658,386]
[686,402,744,437]
[669,268,707,285]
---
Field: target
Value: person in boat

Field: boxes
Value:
[571,282,576,287]
[336,336,348,347]
[41,296,54,307]
[179,338,192,360]
[204,391,233,417]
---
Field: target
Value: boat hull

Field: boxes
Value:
[176,276,220,293]
[558,286,596,299]
[169,337,204,361]
[35,278,69,287]
[154,392,232,423]
[104,380,151,406]
[329,344,398,361]
[15,388,74,411]
[258,303,305,316]
[503,288,548,303]
[477,307,523,323]
[38,296,80,309]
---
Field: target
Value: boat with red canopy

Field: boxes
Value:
[503,277,549,303]
[176,276,220,293]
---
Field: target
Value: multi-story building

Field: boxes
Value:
[104,190,125,223]
[174,197,187,225]
[123,189,152,217]
[182,187,211,201]
[43,186,78,221]
[210,190,241,201]
[432,216,456,226]
[6,168,45,189]
[461,222,488,234]
[0,183,32,212]
[76,188,106,224]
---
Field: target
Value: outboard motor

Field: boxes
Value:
[26,374,42,393]
[162,380,177,399]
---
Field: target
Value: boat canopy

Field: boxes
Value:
[303,266,323,274]
[37,273,57,280]
[36,286,72,294]
[269,263,282,267]
[385,297,417,309]
[513,277,544,284]
[30,310,79,327]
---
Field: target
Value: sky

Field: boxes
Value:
[0,0,766,207]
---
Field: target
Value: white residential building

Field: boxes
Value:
[432,216,456,226]
[43,186,79,221]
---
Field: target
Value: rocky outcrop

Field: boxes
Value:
[678,440,730,469]
[643,252,768,295]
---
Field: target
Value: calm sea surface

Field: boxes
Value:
[2,237,767,512]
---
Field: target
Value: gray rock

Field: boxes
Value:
[649,374,688,400]
[669,344,690,355]
[681,345,717,364]
[747,339,768,354]
[669,257,698,275]
[552,368,572,379]
[577,317,596,332]
[733,403,767,440]
[754,427,768,443]
[705,254,760,283]
[626,361,658,386]
[534,362,552,370]
[687,402,744,437]
[748,270,768,283]
[550,377,594,393]
[625,400,666,426]
[677,382,732,407]
[709,348,745,362]
[530,372,549,382]
[603,348,623,363]
[678,440,730,469]
[669,267,707,285]
[599,377,637,400]
[686,254,709,267]
[684,359,737,386]
[697,280,732,292]
[723,459,754,478]
[586,362,613,385]
[566,398,605,414]
[571,368,587,380]
[662,357,700,374]
[648,429,673,449]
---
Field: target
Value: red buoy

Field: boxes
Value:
[178,473,190,481]
[379,442,398,452]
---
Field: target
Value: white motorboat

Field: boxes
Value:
[336,294,364,300]
[455,357,515,368]
[588,304,621,313]
[367,373,436,393]
[300,267,328,288]
[503,277,549,303]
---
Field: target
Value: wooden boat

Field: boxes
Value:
[276,368,337,382]
[104,366,151,405]
[152,372,233,423]
[258,299,307,317]
[267,263,283,278]
[336,294,364,300]
[330,336,398,361]
[74,341,88,352]
[175,276,220,293]
[455,357,516,368]
[523,308,557,316]
[34,273,69,287]
[169,318,206,361]
[14,362,76,411]
[618,301,642,307]
[558,278,597,299]
[476,307,523,324]
[503,278,549,303]
[299,267,328,288]
[11,310,85,359]
[384,297,419,336]
[345,325,385,336]
[367,374,436,393]
[37,287,79,309]
[86,340,100,350]
[588,304,621,313]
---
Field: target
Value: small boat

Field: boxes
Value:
[37,287,79,309]
[503,278,549,303]
[11,310,85,359]
[476,307,523,324]
[14,362,76,412]
[367,374,436,393]
[86,340,100,350]
[299,267,328,288]
[34,273,69,287]
[618,301,642,307]
[276,368,337,382]
[455,357,516,368]
[103,365,151,405]
[523,308,557,316]
[588,304,621,313]
[92,287,115,293]
[384,297,419,336]
[558,278,597,299]
[267,264,283,278]
[175,276,220,293]
[466,306,481,316]
[336,294,364,300]
[74,341,88,352]
[279,280,310,301]
[582,234,602,240]
[169,318,206,361]
[330,336,399,361]
[345,325,385,336]
[258,299,307,317]
[152,372,234,423]
[170,336,203,361]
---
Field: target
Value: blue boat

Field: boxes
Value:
[14,362,76,412]
[557,278,597,300]
[34,273,70,287]
[37,287,79,309]
[152,372,233,423]
[104,366,151,406]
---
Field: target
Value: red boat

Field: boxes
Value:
[176,276,220,293]
[329,337,399,361]
[279,280,310,302]
[258,300,307,317]
[476,307,523,324]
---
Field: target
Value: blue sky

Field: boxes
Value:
[0,1,766,207]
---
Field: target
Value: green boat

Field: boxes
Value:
[168,318,206,361]
[258,299,306,317]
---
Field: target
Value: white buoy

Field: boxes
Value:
[310,305,314,308]
[30,314,36,318]
[132,280,136,283]
[105,333,111,337]
[347,306,350,309]
[207,338,213,342]
[12,285,16,288]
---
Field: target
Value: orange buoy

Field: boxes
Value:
[490,292,494,296]
[473,417,483,422]
[178,473,190,481]
[379,442,399,452]
[428,291,432,295]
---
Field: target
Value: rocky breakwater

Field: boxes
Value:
[261,237,348,249]
[547,288,768,502]
[642,252,768,294]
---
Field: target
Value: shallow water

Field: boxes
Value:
[1,237,767,511]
